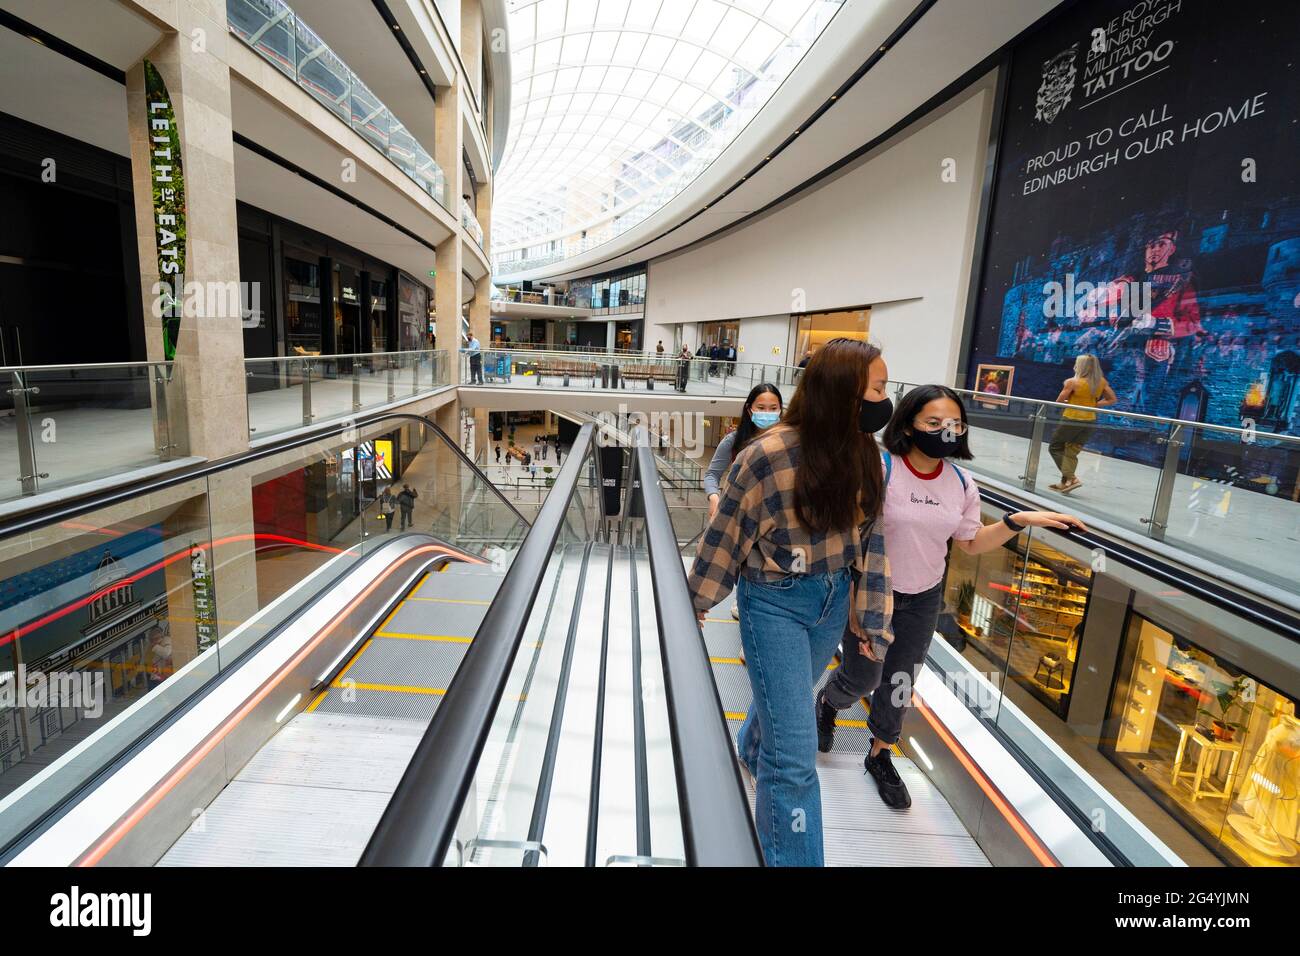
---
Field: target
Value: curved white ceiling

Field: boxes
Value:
[492,0,844,273]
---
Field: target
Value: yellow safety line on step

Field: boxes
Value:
[329,681,446,695]
[704,617,737,624]
[375,632,472,644]
[375,601,405,633]
[725,709,868,730]
[336,639,372,681]
[306,690,329,713]
[710,656,835,670]
[407,597,492,605]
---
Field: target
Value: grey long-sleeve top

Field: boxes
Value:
[703,430,738,499]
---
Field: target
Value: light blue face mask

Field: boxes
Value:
[751,410,780,429]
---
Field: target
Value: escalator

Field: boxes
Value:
[158,558,505,866]
[1,409,1139,868]
[0,416,760,867]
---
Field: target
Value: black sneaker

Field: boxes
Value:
[865,744,912,809]
[815,693,837,753]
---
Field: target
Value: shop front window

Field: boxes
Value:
[615,320,642,351]
[397,274,430,351]
[1104,615,1299,867]
[335,263,362,356]
[946,532,1089,717]
[284,256,322,355]
[793,308,871,365]
[370,278,389,352]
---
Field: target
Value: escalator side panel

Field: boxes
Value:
[465,545,586,865]
[634,554,685,863]
[7,539,459,867]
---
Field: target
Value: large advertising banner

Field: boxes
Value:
[967,0,1300,490]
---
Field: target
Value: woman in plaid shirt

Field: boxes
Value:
[688,338,894,866]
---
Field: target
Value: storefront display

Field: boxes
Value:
[398,273,431,350]
[1105,613,1299,867]
[284,255,323,354]
[946,530,1090,717]
[792,308,871,363]
[369,277,390,352]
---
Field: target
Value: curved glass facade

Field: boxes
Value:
[492,0,844,275]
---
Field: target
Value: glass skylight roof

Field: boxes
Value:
[492,0,844,276]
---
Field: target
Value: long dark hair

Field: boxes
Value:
[882,384,974,460]
[731,382,784,462]
[782,338,885,532]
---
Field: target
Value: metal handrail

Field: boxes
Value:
[630,435,762,866]
[0,410,528,538]
[247,348,445,364]
[0,359,174,374]
[906,379,1300,445]
[360,423,597,866]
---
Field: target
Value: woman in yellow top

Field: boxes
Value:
[1049,354,1117,493]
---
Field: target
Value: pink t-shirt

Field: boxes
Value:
[882,454,982,594]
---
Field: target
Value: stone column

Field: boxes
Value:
[460,0,484,106]
[126,2,248,463]
[434,77,465,386]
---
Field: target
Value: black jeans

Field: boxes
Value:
[470,354,483,383]
[821,582,944,745]
[399,507,413,530]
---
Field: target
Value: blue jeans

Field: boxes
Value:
[736,568,850,867]
[821,582,943,744]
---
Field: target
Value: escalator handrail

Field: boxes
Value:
[359,423,598,866]
[978,484,1300,642]
[0,411,529,538]
[630,437,764,866]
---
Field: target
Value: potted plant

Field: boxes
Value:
[956,580,976,628]
[1197,674,1253,742]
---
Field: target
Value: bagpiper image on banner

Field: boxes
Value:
[144,59,187,361]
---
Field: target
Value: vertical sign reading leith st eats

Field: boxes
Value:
[144,60,187,361]
[189,544,217,653]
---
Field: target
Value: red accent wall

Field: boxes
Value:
[252,469,307,546]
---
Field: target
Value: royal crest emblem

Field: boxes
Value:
[1035,44,1078,124]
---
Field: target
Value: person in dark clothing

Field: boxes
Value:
[397,483,419,530]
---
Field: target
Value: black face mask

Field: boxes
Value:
[858,397,893,434]
[911,427,959,459]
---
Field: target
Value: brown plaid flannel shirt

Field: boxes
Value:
[688,425,894,655]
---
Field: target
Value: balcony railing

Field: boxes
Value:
[227,0,449,210]
[490,287,582,308]
[0,350,450,507]
[461,198,485,250]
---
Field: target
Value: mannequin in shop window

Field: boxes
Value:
[1229,702,1300,857]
